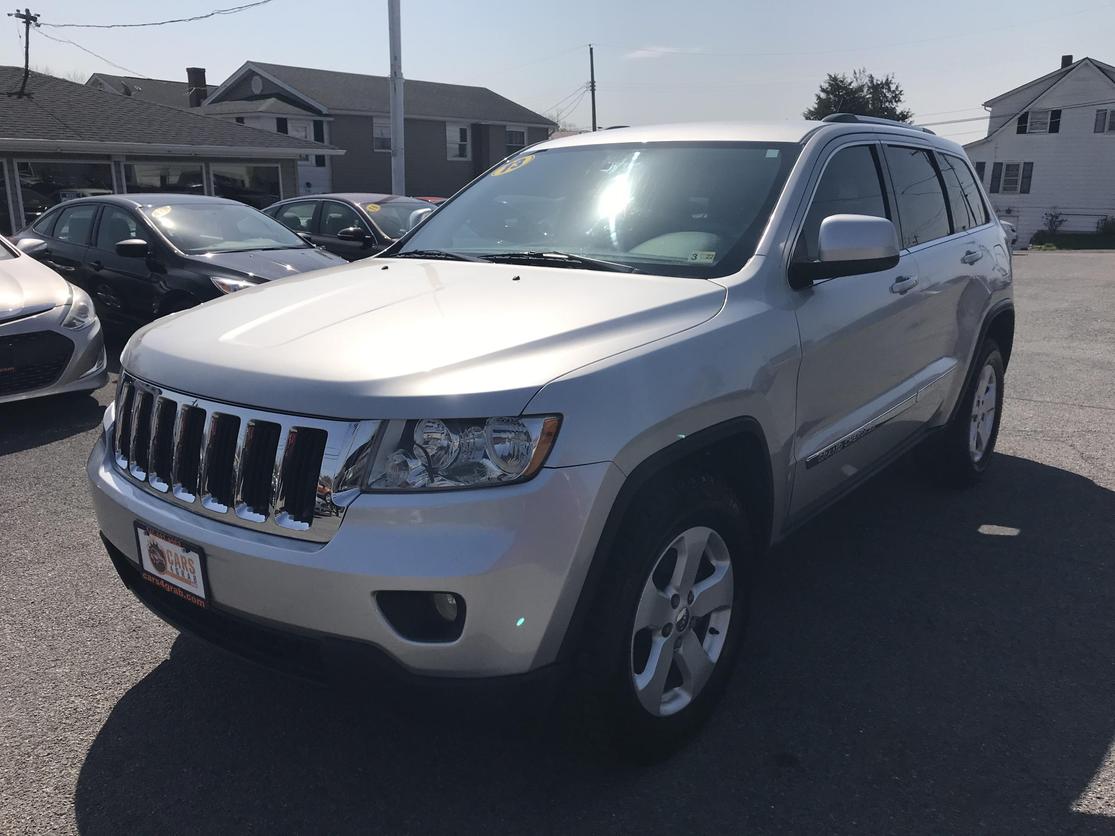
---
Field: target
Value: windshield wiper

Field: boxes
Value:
[480,251,638,273]
[392,249,488,263]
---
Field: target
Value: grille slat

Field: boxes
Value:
[278,427,328,528]
[148,397,177,491]
[202,414,241,512]
[236,421,282,521]
[172,405,206,501]
[128,391,155,479]
[110,373,374,543]
[113,381,135,465]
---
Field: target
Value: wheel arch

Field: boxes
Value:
[556,416,773,663]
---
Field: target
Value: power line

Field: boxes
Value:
[544,84,587,115]
[35,29,146,76]
[41,0,276,29]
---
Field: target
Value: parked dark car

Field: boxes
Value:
[10,194,346,329]
[263,193,435,261]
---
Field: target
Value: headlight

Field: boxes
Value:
[61,286,96,330]
[211,276,262,294]
[365,415,561,491]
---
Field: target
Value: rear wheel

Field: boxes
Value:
[929,339,1005,485]
[571,472,753,761]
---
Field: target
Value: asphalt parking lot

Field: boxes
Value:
[2,252,1115,834]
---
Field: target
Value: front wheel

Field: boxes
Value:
[571,473,753,761]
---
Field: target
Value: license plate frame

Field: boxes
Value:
[134,523,209,608]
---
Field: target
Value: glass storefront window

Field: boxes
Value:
[125,162,204,195]
[17,161,114,225]
[210,164,281,209]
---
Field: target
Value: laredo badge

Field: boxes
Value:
[491,154,535,176]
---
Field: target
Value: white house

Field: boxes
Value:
[965,55,1115,244]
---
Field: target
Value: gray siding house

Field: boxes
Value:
[0,67,339,235]
[198,61,555,197]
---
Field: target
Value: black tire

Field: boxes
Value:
[568,471,754,762]
[929,339,1005,486]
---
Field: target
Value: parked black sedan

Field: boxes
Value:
[10,194,346,329]
[264,193,435,261]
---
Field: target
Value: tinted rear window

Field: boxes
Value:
[884,145,950,248]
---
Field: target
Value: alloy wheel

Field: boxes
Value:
[969,363,998,462]
[629,526,734,717]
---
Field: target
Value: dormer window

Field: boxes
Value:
[1016,109,1061,134]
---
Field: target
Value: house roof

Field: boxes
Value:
[211,61,555,126]
[983,57,1115,106]
[87,73,217,109]
[968,57,1115,147]
[200,97,318,117]
[0,68,340,157]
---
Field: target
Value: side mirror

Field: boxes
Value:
[16,238,47,256]
[115,239,150,258]
[789,214,901,289]
[336,226,373,244]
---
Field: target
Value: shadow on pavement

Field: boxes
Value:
[74,454,1115,834]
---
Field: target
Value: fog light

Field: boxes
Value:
[432,592,459,622]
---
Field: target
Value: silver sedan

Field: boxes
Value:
[0,235,107,404]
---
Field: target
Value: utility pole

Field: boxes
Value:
[387,0,405,195]
[588,43,597,131]
[7,8,38,98]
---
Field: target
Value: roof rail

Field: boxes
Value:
[821,113,936,135]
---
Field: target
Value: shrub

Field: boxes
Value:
[1042,208,1067,235]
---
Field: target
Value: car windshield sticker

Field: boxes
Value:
[365,203,381,213]
[151,205,172,219]
[690,251,717,264]
[491,154,535,177]
[765,149,781,158]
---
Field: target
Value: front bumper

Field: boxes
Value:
[0,314,108,404]
[88,433,623,677]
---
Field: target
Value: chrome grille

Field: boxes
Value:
[111,373,380,543]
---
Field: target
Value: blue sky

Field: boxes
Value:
[14,0,1115,141]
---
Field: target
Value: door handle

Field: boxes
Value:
[961,249,983,265]
[45,260,74,274]
[890,276,918,294]
[89,260,103,272]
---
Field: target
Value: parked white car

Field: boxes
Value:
[89,116,1014,758]
[0,235,107,404]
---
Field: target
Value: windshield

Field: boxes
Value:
[396,142,799,277]
[142,203,309,254]
[367,200,435,239]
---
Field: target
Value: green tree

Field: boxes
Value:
[803,68,913,122]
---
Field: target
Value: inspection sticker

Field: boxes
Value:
[491,154,535,176]
[365,203,381,213]
[151,205,172,219]
[689,251,717,263]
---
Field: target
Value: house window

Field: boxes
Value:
[1016,109,1061,134]
[1095,109,1115,133]
[974,161,986,183]
[373,121,391,152]
[506,126,527,155]
[276,117,288,134]
[992,161,1034,195]
[446,122,471,160]
[235,116,244,124]
[313,120,326,167]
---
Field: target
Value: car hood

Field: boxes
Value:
[0,254,70,322]
[192,246,346,281]
[123,258,725,418]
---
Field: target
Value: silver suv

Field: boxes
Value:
[89,115,1014,758]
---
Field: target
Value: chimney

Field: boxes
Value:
[186,67,207,107]
[1061,54,1074,69]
